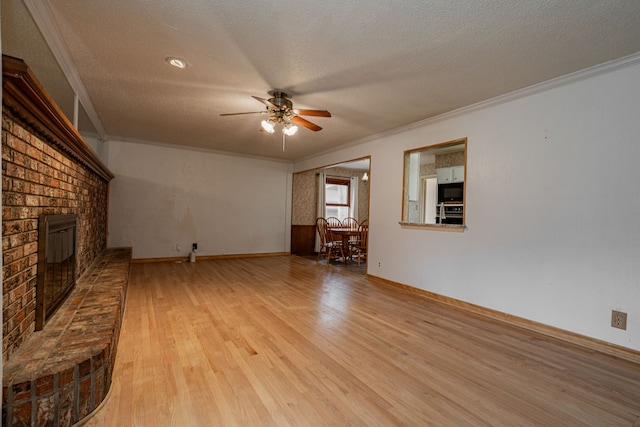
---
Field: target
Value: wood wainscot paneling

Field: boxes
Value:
[291,225,316,256]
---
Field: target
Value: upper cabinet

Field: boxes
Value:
[437,165,464,183]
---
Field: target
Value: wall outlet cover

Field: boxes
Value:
[611,310,627,330]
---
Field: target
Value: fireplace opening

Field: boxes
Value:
[36,214,78,330]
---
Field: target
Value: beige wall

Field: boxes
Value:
[106,140,292,259]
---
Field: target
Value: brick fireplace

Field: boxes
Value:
[2,55,119,425]
[2,55,113,361]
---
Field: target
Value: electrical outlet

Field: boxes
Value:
[611,310,627,330]
[192,243,198,251]
[171,244,177,251]
[176,244,181,252]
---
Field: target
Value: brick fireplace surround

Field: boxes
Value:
[2,55,129,425]
[3,248,131,426]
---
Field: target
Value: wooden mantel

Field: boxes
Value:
[2,54,113,182]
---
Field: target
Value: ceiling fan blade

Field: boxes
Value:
[291,115,322,132]
[252,96,278,109]
[294,109,332,117]
[220,111,267,116]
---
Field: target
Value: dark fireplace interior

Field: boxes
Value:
[36,214,78,330]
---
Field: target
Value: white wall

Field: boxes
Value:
[82,133,107,164]
[294,57,640,351]
[107,140,292,259]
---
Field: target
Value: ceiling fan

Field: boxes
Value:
[220,91,331,134]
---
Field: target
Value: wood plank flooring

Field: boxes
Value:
[85,256,640,426]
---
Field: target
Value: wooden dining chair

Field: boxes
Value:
[325,216,343,247]
[325,217,342,229]
[342,217,359,230]
[315,217,345,263]
[350,218,367,249]
[352,224,368,265]
[342,217,359,254]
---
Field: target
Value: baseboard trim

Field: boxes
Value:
[366,274,640,365]
[132,252,291,263]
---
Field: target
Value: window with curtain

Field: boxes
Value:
[325,177,350,220]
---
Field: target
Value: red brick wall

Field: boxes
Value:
[2,107,110,362]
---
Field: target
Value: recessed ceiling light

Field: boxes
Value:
[166,57,187,69]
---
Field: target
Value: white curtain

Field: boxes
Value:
[315,172,326,252]
[350,176,359,220]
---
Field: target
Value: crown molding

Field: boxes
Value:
[296,51,640,163]
[386,51,640,136]
[107,134,294,165]
[427,50,640,126]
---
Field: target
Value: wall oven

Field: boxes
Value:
[436,203,464,224]
[436,182,464,224]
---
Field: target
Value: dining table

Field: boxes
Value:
[328,227,360,263]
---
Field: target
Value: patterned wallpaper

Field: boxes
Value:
[292,167,370,225]
[435,151,465,168]
[292,170,318,225]
[420,151,463,176]
[421,163,436,176]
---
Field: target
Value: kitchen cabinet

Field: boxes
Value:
[437,165,464,183]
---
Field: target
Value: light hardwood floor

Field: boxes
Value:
[86,256,640,426]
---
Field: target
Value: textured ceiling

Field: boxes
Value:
[3,0,640,161]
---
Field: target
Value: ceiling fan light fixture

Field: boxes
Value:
[221,91,330,138]
[261,120,275,133]
[282,123,298,136]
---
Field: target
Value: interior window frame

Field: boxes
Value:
[400,137,467,232]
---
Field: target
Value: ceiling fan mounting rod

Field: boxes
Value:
[268,91,293,111]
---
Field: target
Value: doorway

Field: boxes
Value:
[290,157,370,261]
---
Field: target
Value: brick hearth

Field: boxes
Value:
[2,248,131,426]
